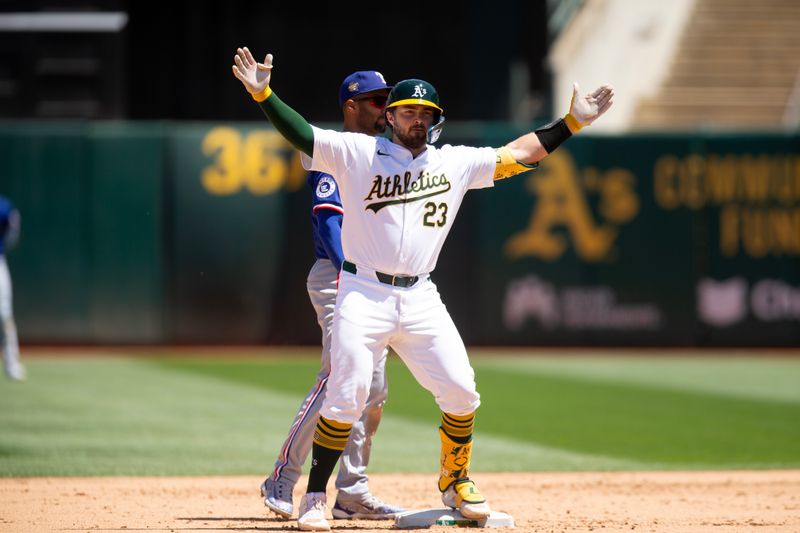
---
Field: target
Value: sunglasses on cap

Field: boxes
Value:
[355,95,388,109]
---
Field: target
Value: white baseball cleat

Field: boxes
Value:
[331,492,405,519]
[4,363,26,381]
[260,477,293,518]
[441,479,491,519]
[297,492,330,531]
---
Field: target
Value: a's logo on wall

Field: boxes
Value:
[504,150,639,262]
[412,84,427,98]
[697,277,748,327]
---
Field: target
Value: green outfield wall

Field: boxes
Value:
[1,122,797,346]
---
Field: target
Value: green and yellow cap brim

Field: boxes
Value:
[386,98,444,113]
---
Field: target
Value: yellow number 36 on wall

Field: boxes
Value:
[201,127,305,196]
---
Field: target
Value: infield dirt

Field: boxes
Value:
[2,471,798,532]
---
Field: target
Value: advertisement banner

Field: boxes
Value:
[468,133,799,346]
[2,121,797,346]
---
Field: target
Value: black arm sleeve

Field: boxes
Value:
[257,92,315,156]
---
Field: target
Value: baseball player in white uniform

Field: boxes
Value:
[260,70,403,521]
[232,47,614,531]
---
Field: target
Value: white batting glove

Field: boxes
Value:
[232,47,274,101]
[564,82,614,132]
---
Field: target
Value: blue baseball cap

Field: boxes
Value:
[338,71,392,107]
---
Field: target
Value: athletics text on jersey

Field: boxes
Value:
[303,127,496,276]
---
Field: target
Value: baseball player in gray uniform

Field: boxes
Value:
[260,71,403,520]
[233,47,613,531]
[0,195,24,382]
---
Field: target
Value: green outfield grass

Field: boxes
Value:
[0,349,798,476]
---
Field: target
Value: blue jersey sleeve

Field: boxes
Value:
[307,171,344,264]
[317,210,344,271]
[308,171,343,212]
[0,196,17,254]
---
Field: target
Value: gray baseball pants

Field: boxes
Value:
[268,258,388,500]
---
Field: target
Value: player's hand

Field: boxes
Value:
[232,47,273,96]
[565,82,614,132]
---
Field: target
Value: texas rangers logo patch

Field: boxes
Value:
[316,176,337,198]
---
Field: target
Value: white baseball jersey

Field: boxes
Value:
[302,126,496,276]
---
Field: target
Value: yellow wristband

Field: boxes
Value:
[252,86,273,103]
[564,112,583,133]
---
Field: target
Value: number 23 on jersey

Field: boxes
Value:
[423,202,448,227]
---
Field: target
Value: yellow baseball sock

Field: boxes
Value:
[441,411,474,442]
[307,416,352,493]
[438,411,475,492]
[313,416,352,451]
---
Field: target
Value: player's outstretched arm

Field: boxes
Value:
[231,47,273,98]
[501,82,614,169]
[231,47,314,156]
[564,82,614,132]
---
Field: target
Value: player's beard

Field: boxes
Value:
[394,123,427,150]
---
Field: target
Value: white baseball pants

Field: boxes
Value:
[269,258,388,499]
[321,266,480,425]
[0,257,21,380]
